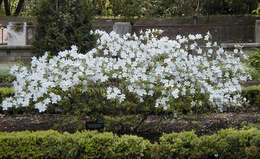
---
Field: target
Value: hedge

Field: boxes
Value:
[1,129,260,159]
[159,129,260,159]
[0,130,152,159]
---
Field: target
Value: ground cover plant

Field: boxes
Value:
[1,30,250,117]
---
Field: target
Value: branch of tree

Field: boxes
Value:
[3,0,11,16]
[14,0,25,16]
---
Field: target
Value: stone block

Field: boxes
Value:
[113,22,132,36]
[0,26,7,44]
[7,22,26,46]
[26,25,35,45]
[256,20,260,43]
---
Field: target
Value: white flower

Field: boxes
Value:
[234,49,239,54]
[188,34,196,40]
[171,89,179,99]
[1,29,248,113]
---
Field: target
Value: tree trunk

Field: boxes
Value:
[14,0,25,16]
[0,0,3,9]
[3,0,11,16]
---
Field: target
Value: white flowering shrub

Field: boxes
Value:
[2,30,249,114]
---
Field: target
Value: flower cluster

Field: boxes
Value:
[2,30,249,113]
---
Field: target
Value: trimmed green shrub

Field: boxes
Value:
[0,130,64,159]
[83,132,118,159]
[114,135,153,158]
[1,129,260,159]
[159,131,198,159]
[159,128,260,159]
[33,0,96,56]
[0,130,152,159]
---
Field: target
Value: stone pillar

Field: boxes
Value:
[113,22,132,36]
[26,25,35,45]
[7,22,27,46]
[256,20,260,43]
[0,26,7,44]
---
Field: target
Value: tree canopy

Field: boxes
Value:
[0,0,26,16]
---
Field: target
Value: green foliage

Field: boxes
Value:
[86,0,257,17]
[0,87,38,114]
[160,0,198,17]
[0,70,15,84]
[224,0,258,15]
[32,0,96,56]
[0,130,152,159]
[252,3,260,15]
[45,86,210,118]
[201,0,257,15]
[109,0,142,18]
[83,132,118,159]
[86,0,113,16]
[0,87,14,102]
[1,129,260,159]
[242,85,260,111]
[0,87,14,113]
[159,128,260,159]
[1,84,259,116]
[45,87,107,118]
[159,131,198,159]
[104,115,143,135]
[245,49,260,81]
[248,50,260,71]
[113,135,153,158]
[52,116,86,133]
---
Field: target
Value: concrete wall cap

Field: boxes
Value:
[0,45,32,50]
[221,43,260,48]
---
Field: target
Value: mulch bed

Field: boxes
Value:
[0,113,259,136]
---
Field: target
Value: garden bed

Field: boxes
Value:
[0,113,259,141]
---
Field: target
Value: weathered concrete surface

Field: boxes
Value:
[113,22,132,36]
[255,20,260,43]
[0,45,32,64]
[7,22,27,46]
[0,26,7,44]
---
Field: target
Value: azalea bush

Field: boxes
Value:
[2,30,250,115]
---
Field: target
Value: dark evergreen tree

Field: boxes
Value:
[32,0,96,56]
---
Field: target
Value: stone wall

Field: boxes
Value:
[0,16,259,67]
[1,16,259,43]
[94,16,259,43]
[0,45,32,63]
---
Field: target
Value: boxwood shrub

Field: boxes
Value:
[1,129,260,159]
